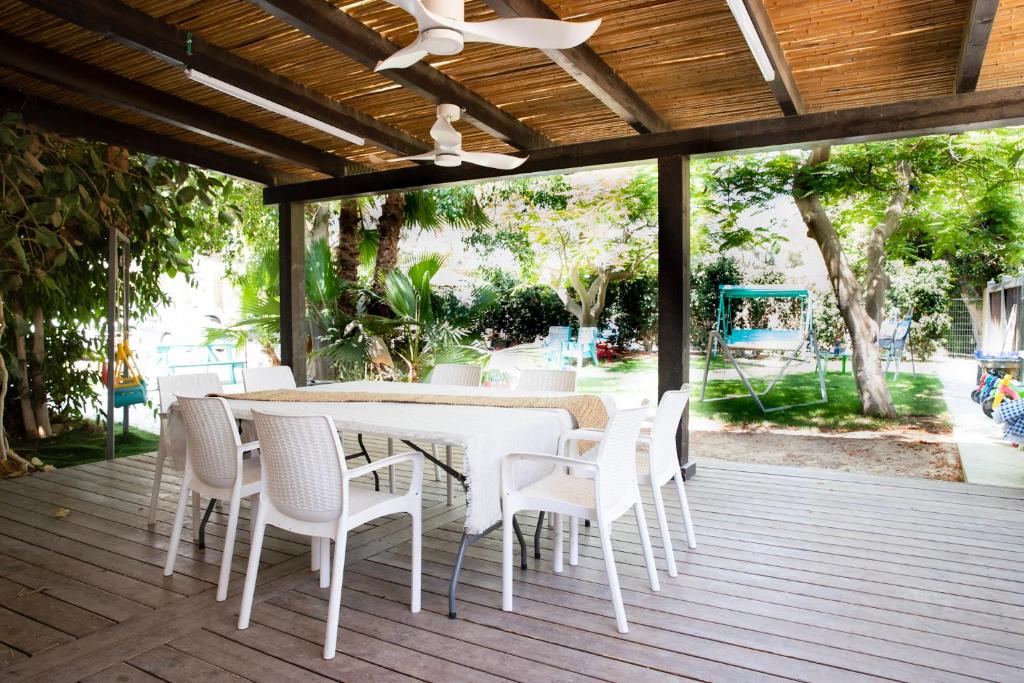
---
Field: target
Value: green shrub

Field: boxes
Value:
[690,255,741,349]
[885,259,953,359]
[476,281,571,346]
[605,274,658,351]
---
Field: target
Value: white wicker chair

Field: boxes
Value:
[163,396,261,601]
[516,368,577,392]
[239,411,423,659]
[426,363,483,504]
[501,407,659,633]
[242,365,297,392]
[566,388,697,577]
[151,373,224,540]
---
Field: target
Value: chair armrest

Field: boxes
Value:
[501,451,599,494]
[240,440,260,454]
[557,428,605,455]
[347,451,422,481]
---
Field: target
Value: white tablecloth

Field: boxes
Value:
[159,381,611,533]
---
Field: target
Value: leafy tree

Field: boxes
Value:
[0,114,236,471]
[480,167,658,327]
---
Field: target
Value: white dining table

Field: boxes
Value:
[160,379,612,619]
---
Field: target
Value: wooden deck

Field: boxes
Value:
[1,447,1023,682]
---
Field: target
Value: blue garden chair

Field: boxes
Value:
[878,315,915,379]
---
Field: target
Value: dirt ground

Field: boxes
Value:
[691,425,963,481]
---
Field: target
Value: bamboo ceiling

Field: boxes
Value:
[0,0,1020,185]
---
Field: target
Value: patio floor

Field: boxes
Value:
[1,446,1023,682]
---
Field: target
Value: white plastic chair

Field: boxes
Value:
[239,411,423,659]
[426,363,483,505]
[151,373,224,540]
[501,407,659,633]
[163,396,261,601]
[242,365,297,392]
[517,368,577,392]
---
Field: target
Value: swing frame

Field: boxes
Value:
[700,285,828,413]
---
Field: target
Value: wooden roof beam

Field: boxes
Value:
[249,0,552,150]
[737,0,805,116]
[956,0,1000,93]
[0,33,354,177]
[1,88,293,185]
[21,0,430,156]
[263,83,1024,203]
[481,0,669,134]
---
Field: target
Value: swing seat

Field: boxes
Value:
[725,329,804,352]
[114,381,148,407]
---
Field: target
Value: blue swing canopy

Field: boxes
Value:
[717,285,812,351]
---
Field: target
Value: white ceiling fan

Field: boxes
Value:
[390,104,527,169]
[375,0,601,71]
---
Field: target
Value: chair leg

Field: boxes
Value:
[216,495,242,601]
[163,475,190,577]
[634,498,660,592]
[411,510,422,613]
[569,516,579,566]
[445,446,454,507]
[323,533,347,660]
[431,443,441,482]
[650,481,678,577]
[502,503,515,612]
[191,490,201,544]
[387,438,395,494]
[673,473,697,549]
[319,537,331,589]
[147,450,166,526]
[552,512,563,573]
[597,517,628,634]
[237,505,267,630]
[311,535,320,572]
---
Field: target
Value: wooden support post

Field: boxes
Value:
[658,156,695,478]
[279,202,307,386]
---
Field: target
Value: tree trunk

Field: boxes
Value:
[335,199,362,315]
[794,146,896,418]
[374,193,405,293]
[0,297,9,461]
[862,159,913,324]
[30,306,52,437]
[11,303,37,438]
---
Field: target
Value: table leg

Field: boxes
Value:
[445,445,453,507]
[449,515,527,619]
[197,498,217,549]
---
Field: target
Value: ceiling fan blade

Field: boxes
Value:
[375,37,429,71]
[457,17,600,48]
[430,115,462,150]
[386,152,439,163]
[458,151,528,169]
[380,0,433,26]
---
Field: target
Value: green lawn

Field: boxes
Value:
[10,423,160,469]
[578,354,949,432]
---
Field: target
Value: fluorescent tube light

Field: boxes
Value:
[185,68,365,146]
[725,0,776,82]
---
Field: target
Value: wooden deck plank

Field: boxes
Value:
[1,454,1022,683]
[80,662,164,683]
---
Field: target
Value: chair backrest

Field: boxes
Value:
[243,366,297,392]
[546,326,571,343]
[517,368,577,392]
[157,373,223,415]
[578,327,598,345]
[648,388,691,481]
[176,396,241,489]
[252,411,346,523]
[593,407,647,506]
[428,363,482,387]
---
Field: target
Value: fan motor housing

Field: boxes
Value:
[420,27,464,55]
[435,153,462,167]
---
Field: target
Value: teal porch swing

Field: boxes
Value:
[700,284,828,413]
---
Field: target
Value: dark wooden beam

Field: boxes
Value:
[264,83,1024,204]
[739,0,805,115]
[481,0,669,134]
[956,0,1000,93]
[1,88,289,185]
[250,0,552,150]
[279,201,307,386]
[21,0,430,156]
[657,155,694,478]
[0,33,353,177]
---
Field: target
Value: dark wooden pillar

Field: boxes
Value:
[658,155,695,478]
[279,201,307,386]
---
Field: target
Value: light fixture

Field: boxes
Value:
[725,0,776,82]
[185,68,365,146]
